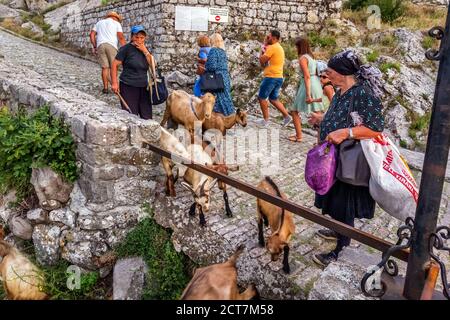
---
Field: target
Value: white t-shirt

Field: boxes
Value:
[92,18,123,49]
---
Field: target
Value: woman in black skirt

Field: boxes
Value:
[111,25,153,119]
[308,50,385,266]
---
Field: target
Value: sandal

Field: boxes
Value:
[288,135,302,143]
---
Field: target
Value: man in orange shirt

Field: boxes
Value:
[256,30,292,127]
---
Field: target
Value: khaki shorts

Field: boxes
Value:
[97,43,117,68]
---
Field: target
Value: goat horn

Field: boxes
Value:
[200,179,208,194]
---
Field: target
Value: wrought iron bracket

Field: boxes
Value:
[429,226,450,299]
[425,26,445,61]
[361,218,415,298]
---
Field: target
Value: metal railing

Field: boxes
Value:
[144,142,410,263]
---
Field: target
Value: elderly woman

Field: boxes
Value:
[111,25,154,119]
[309,50,385,267]
[204,33,235,116]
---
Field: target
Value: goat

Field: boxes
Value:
[160,90,215,141]
[202,108,248,136]
[159,128,237,225]
[159,127,192,197]
[181,245,258,300]
[181,143,218,226]
[256,176,296,274]
[0,240,48,300]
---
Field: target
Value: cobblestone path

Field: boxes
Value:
[1,29,449,299]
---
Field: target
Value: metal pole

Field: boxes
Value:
[403,6,450,300]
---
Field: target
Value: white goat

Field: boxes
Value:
[159,127,191,197]
[181,143,218,226]
[159,128,239,226]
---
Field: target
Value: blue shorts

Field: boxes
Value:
[258,77,284,100]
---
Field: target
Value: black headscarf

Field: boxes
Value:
[328,50,384,98]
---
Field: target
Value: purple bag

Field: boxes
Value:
[305,142,337,195]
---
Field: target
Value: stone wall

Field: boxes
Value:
[411,0,449,6]
[61,0,342,72]
[0,59,161,271]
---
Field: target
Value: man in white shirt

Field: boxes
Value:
[89,11,126,94]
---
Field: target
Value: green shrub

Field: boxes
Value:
[42,261,102,300]
[400,139,407,148]
[308,31,337,49]
[380,34,398,47]
[380,61,401,73]
[281,42,298,61]
[373,0,406,23]
[344,0,369,10]
[115,205,191,300]
[41,1,69,15]
[422,36,434,50]
[344,0,406,22]
[0,106,78,200]
[366,50,380,63]
[410,112,431,132]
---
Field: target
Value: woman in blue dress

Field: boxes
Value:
[193,35,211,97]
[204,33,235,116]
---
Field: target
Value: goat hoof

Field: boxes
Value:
[189,203,196,216]
[258,241,265,247]
[226,210,233,218]
[282,265,291,274]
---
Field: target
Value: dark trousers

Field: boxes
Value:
[119,82,152,120]
[334,215,354,254]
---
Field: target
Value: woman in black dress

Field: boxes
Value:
[308,50,385,266]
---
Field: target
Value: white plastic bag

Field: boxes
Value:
[361,134,419,222]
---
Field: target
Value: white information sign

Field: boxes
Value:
[175,6,209,31]
[209,7,229,23]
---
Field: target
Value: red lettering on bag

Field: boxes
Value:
[383,161,419,202]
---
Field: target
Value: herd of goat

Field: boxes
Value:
[0,90,296,300]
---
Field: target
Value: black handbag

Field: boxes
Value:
[148,56,168,105]
[199,72,225,93]
[336,91,371,187]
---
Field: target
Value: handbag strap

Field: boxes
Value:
[148,55,161,101]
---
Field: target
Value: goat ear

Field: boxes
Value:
[236,108,241,114]
[181,182,195,194]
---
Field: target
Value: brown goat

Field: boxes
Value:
[160,90,215,141]
[256,176,296,274]
[180,245,258,300]
[0,240,48,300]
[203,108,248,136]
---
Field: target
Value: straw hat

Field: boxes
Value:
[106,11,122,22]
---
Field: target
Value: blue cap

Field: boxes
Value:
[131,25,146,35]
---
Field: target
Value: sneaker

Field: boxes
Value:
[312,251,338,267]
[282,116,292,127]
[255,118,269,128]
[316,229,338,240]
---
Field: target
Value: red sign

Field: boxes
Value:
[215,15,220,21]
